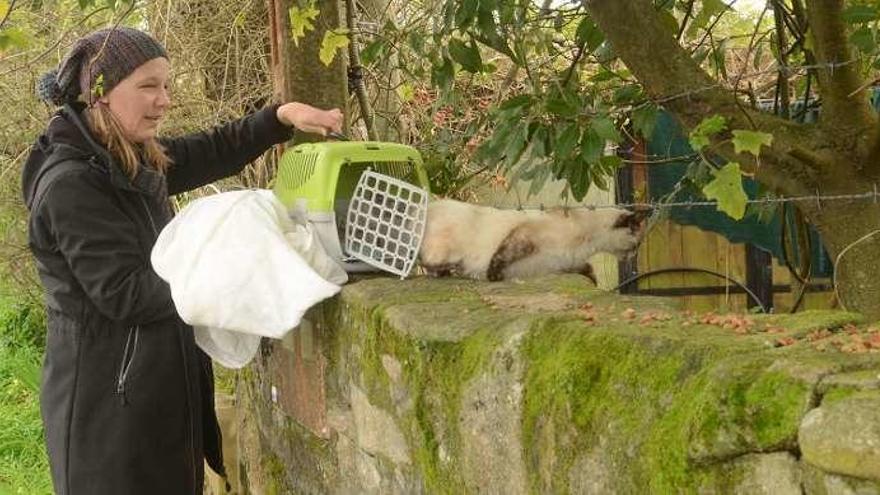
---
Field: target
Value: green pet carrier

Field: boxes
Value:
[273,141,431,277]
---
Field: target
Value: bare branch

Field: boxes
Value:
[0,0,16,32]
[677,0,696,41]
[0,6,111,76]
[772,0,790,119]
[689,0,738,55]
[346,0,378,140]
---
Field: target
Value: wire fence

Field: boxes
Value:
[513,189,880,211]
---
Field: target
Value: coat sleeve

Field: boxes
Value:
[161,105,294,195]
[38,170,177,326]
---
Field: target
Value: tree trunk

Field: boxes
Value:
[809,200,880,315]
[793,159,880,314]
[268,0,349,144]
[585,0,880,317]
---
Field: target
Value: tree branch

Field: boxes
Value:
[584,0,832,195]
[804,0,877,153]
[772,0,790,119]
[346,0,378,140]
[677,0,696,41]
[0,0,16,32]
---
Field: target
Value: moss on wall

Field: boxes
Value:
[237,274,880,494]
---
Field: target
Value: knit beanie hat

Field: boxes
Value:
[36,27,167,106]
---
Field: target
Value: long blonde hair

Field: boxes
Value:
[86,103,172,178]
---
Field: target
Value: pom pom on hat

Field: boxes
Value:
[36,68,64,105]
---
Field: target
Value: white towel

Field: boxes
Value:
[151,189,347,368]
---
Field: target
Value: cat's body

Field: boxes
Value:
[419,199,646,281]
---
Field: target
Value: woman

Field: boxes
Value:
[21,27,342,494]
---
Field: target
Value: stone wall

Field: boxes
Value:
[232,274,880,494]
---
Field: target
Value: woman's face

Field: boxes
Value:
[99,57,171,143]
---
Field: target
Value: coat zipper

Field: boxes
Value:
[116,326,140,405]
[139,194,198,491]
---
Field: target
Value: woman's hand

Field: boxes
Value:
[276,102,343,136]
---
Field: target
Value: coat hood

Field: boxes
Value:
[21,103,166,210]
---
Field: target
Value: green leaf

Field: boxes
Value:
[692,46,710,65]
[711,38,728,79]
[455,0,479,29]
[497,0,516,25]
[503,122,529,167]
[545,96,577,117]
[475,1,517,62]
[580,129,603,164]
[530,126,549,159]
[688,114,727,151]
[632,104,659,139]
[289,2,320,47]
[589,70,619,83]
[499,94,533,112]
[592,172,609,191]
[441,0,455,29]
[431,57,455,93]
[731,130,773,156]
[555,124,580,158]
[753,44,764,70]
[687,0,727,37]
[0,0,9,18]
[517,126,549,177]
[593,41,616,64]
[575,17,604,51]
[527,166,551,197]
[361,39,388,65]
[544,88,580,118]
[448,38,482,73]
[552,157,570,179]
[568,157,592,201]
[598,155,622,175]
[93,73,105,98]
[702,162,748,220]
[843,5,879,24]
[397,83,414,103]
[613,84,641,104]
[319,29,349,66]
[850,26,876,53]
[233,10,247,27]
[475,122,511,161]
[591,116,620,143]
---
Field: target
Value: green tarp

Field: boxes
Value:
[644,111,832,276]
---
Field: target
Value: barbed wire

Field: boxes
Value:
[506,184,880,306]
[651,60,859,105]
[618,189,879,210]
[513,188,880,211]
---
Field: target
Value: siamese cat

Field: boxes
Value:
[419,199,648,282]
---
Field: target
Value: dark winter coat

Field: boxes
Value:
[21,102,293,495]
